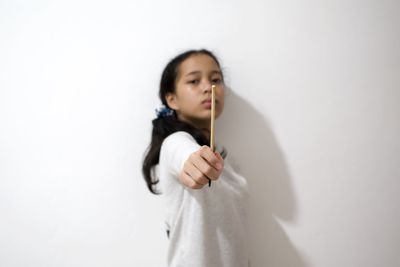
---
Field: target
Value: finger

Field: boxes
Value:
[214,151,224,162]
[185,161,210,185]
[180,170,204,189]
[190,153,220,181]
[199,146,223,171]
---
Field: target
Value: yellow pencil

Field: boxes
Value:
[209,85,216,187]
[210,85,216,151]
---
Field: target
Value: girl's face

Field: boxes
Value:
[166,54,225,131]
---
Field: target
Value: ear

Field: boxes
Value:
[165,93,179,111]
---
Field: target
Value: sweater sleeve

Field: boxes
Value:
[159,131,201,178]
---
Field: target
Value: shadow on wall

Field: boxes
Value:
[216,89,310,267]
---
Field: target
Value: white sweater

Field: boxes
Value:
[158,131,250,267]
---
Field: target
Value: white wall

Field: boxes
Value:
[1,0,399,266]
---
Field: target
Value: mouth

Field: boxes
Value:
[201,99,217,109]
[202,98,218,104]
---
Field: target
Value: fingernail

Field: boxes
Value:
[216,163,222,170]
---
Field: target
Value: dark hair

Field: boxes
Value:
[142,49,226,194]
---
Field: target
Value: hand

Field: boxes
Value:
[179,145,224,189]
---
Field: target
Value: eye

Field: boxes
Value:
[212,78,222,84]
[188,79,200,85]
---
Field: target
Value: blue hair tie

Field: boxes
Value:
[155,105,174,118]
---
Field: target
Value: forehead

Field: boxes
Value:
[178,54,220,76]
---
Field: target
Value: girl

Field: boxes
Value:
[142,49,250,267]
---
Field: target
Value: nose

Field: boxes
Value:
[202,82,212,94]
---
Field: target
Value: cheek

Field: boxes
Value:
[176,85,194,102]
[217,89,225,105]
[179,90,198,109]
[217,97,225,115]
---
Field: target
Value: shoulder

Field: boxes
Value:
[161,131,198,149]
[160,131,200,159]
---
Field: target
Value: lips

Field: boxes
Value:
[202,98,218,104]
[201,99,216,109]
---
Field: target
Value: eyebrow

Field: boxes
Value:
[185,70,222,77]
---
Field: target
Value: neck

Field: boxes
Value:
[200,128,211,140]
[176,114,211,140]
